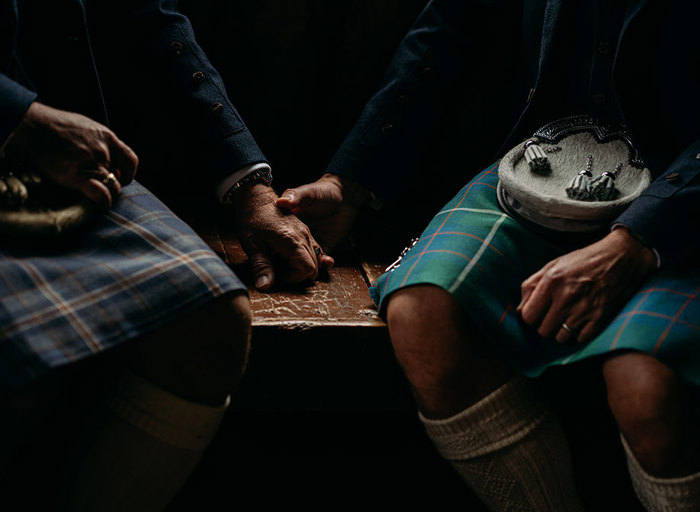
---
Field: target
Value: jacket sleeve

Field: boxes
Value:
[614,140,700,266]
[0,73,37,148]
[326,0,516,201]
[91,1,267,186]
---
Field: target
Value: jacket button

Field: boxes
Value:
[380,123,394,135]
[592,93,607,104]
[421,67,435,79]
[211,102,224,116]
[597,41,610,55]
[193,71,206,85]
[666,172,680,182]
[170,41,183,55]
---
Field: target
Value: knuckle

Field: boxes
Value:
[251,259,271,273]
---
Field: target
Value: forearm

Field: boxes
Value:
[89,1,267,185]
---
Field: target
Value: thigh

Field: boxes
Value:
[372,164,700,393]
[0,181,245,394]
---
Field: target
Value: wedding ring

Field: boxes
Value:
[101,172,118,188]
[561,322,577,334]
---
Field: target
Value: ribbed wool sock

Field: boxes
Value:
[65,372,229,512]
[622,435,700,511]
[420,374,584,512]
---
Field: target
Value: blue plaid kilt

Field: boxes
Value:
[372,163,700,388]
[0,182,244,393]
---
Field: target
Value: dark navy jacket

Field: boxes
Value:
[328,0,700,266]
[0,0,267,190]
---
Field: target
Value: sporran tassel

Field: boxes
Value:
[524,140,550,173]
[566,155,593,200]
[589,163,622,201]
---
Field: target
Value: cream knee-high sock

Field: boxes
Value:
[622,435,700,511]
[420,374,584,512]
[65,372,229,512]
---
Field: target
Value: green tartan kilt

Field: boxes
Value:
[371,162,700,388]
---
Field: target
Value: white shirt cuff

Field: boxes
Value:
[215,162,271,203]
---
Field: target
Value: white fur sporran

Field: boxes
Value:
[497,115,652,233]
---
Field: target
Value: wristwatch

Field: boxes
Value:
[222,167,273,203]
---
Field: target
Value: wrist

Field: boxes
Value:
[6,102,41,156]
[609,227,658,271]
[222,166,273,204]
[321,173,375,209]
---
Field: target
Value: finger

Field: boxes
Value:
[280,241,318,283]
[81,178,112,209]
[312,243,335,270]
[517,268,545,312]
[249,250,275,291]
[538,298,571,339]
[554,300,593,343]
[275,188,301,209]
[537,287,585,338]
[577,310,607,344]
[321,254,335,268]
[276,184,321,213]
[555,320,582,344]
[109,134,139,184]
[98,168,122,196]
[518,277,552,327]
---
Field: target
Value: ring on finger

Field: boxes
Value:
[101,172,118,188]
[561,322,578,334]
[313,247,321,257]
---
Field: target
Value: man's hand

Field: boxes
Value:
[275,173,370,252]
[235,182,334,291]
[6,102,138,208]
[517,227,658,344]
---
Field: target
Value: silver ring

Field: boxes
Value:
[101,172,118,187]
[561,322,577,334]
[313,247,321,257]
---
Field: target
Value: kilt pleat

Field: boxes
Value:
[372,163,700,388]
[0,181,244,392]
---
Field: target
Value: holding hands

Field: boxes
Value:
[276,173,371,253]
[235,181,335,291]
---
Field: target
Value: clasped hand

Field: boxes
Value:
[235,182,334,290]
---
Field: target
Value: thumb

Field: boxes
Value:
[249,250,275,291]
[276,184,321,212]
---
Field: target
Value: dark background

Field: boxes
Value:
[179,0,429,190]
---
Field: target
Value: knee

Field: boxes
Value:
[386,285,511,416]
[134,292,252,406]
[604,352,679,433]
[386,285,461,373]
[603,352,688,472]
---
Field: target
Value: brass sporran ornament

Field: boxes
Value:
[0,148,95,239]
